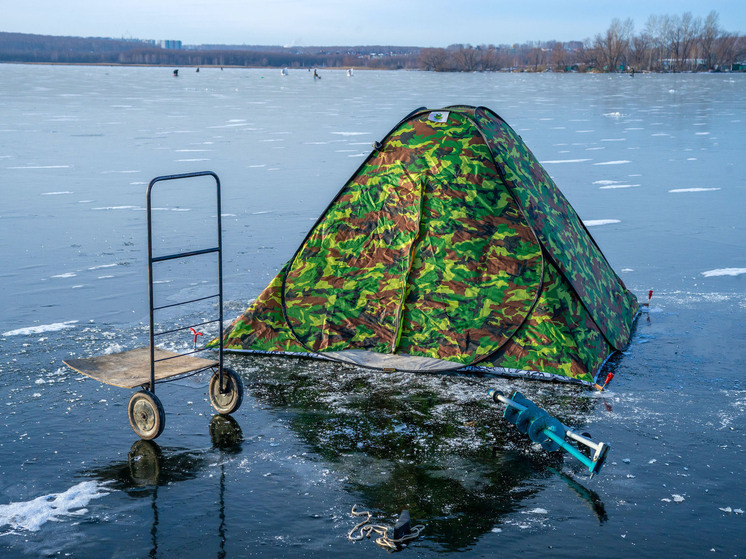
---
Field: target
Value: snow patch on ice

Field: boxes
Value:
[0,481,112,533]
[7,165,72,169]
[668,187,720,193]
[3,321,78,336]
[583,219,621,227]
[600,184,640,189]
[701,268,746,278]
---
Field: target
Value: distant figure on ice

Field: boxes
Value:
[173,69,179,77]
[313,69,321,79]
[281,68,288,76]
[347,68,353,77]
[196,67,200,73]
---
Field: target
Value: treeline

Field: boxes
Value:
[587,11,744,72]
[112,49,419,69]
[0,32,420,68]
[421,11,745,72]
[0,32,154,64]
[1,11,744,72]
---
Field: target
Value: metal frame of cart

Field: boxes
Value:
[63,171,243,440]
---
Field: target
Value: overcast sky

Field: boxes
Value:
[3,1,744,46]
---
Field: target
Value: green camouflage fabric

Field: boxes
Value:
[477,258,611,380]
[215,106,639,384]
[470,106,639,350]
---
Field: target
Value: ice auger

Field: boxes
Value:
[489,390,610,477]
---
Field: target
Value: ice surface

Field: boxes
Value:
[2,66,746,557]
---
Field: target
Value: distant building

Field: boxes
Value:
[158,40,182,50]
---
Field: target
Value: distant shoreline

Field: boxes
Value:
[4,61,744,75]
[2,60,378,70]
[3,23,745,74]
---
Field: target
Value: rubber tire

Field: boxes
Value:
[209,367,244,415]
[128,390,166,440]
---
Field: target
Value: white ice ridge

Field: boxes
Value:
[668,187,720,193]
[701,268,746,278]
[2,320,78,336]
[541,159,591,164]
[583,219,621,227]
[0,481,111,533]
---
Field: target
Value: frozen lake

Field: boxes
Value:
[1,64,745,557]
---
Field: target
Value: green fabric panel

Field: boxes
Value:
[481,258,612,383]
[396,168,543,364]
[217,265,309,354]
[473,107,639,350]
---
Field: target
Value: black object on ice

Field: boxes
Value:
[393,510,411,541]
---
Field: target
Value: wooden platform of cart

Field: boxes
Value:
[63,347,218,389]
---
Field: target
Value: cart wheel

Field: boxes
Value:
[128,390,166,440]
[209,367,243,415]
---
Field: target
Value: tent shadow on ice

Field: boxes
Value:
[214,106,639,385]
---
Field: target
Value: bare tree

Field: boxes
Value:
[451,46,480,71]
[699,11,721,70]
[593,18,634,71]
[550,42,567,71]
[714,32,743,70]
[479,47,501,71]
[419,48,450,71]
[663,14,685,70]
[629,31,652,71]
[679,12,702,70]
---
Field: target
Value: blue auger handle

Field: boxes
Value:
[488,389,610,477]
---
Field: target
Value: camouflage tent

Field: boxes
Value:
[218,106,639,385]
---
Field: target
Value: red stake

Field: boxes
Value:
[595,372,615,391]
[190,327,203,347]
[602,373,615,389]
